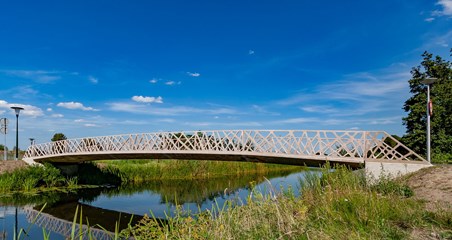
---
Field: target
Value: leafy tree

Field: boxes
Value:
[402,50,452,162]
[51,133,67,142]
[0,144,6,151]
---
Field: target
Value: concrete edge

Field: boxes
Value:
[364,161,433,181]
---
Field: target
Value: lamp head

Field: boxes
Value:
[10,106,24,116]
[421,77,438,85]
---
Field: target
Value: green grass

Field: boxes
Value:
[0,163,65,193]
[99,159,305,183]
[119,164,452,239]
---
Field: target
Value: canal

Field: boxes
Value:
[0,169,314,239]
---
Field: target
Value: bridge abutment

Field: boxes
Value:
[364,160,432,180]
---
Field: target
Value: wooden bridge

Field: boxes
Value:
[22,130,429,171]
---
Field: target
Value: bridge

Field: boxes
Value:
[22,130,430,175]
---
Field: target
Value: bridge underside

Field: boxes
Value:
[25,151,365,169]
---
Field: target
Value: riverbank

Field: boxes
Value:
[121,165,452,239]
[0,160,304,193]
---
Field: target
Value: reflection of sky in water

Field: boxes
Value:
[86,171,313,218]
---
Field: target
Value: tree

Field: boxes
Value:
[0,144,6,151]
[51,133,67,142]
[402,50,452,162]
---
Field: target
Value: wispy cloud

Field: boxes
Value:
[51,113,64,118]
[251,105,280,115]
[433,0,452,16]
[300,105,338,114]
[57,102,98,111]
[84,123,98,127]
[0,100,44,117]
[0,70,62,83]
[187,72,200,77]
[165,81,181,86]
[249,50,255,55]
[88,76,98,84]
[278,67,411,117]
[183,121,262,128]
[272,117,319,124]
[131,95,163,104]
[424,17,435,22]
[109,102,237,116]
[149,78,158,84]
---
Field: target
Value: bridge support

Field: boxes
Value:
[364,160,432,180]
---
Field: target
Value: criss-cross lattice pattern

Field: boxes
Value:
[24,208,112,240]
[23,130,425,163]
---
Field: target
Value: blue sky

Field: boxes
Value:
[0,1,451,149]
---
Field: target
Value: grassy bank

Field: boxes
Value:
[0,160,303,193]
[120,165,452,239]
[99,159,304,183]
[0,163,81,193]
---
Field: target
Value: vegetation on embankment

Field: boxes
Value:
[0,160,303,193]
[121,165,452,240]
[0,163,80,193]
[99,159,305,183]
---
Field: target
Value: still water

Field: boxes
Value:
[0,169,314,239]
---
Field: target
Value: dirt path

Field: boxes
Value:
[403,165,452,210]
[0,160,29,174]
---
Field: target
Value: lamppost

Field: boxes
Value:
[29,138,35,146]
[10,106,24,161]
[421,77,437,163]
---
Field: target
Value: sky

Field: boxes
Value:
[0,1,451,150]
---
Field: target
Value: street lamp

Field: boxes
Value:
[421,77,437,163]
[10,106,24,161]
[29,138,35,146]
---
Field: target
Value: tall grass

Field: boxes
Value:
[99,159,304,183]
[0,163,65,193]
[119,164,452,239]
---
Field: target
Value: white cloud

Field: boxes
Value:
[84,123,98,127]
[187,72,200,77]
[47,108,53,112]
[149,78,158,84]
[51,114,64,118]
[0,70,62,83]
[0,100,44,117]
[435,0,452,16]
[88,76,98,84]
[424,17,435,22]
[249,50,255,55]
[74,119,85,123]
[131,95,163,104]
[57,102,98,111]
[165,81,181,86]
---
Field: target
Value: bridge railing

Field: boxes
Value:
[25,208,113,240]
[23,130,426,162]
